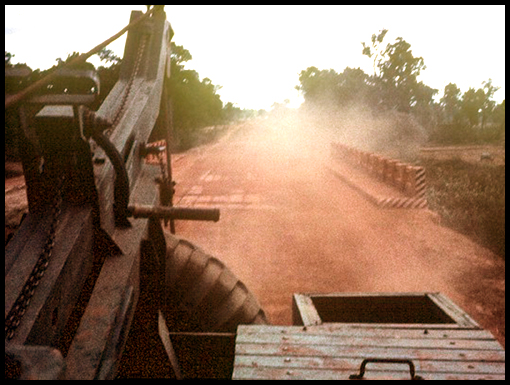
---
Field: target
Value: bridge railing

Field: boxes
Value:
[331,142,426,199]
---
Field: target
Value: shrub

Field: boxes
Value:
[424,158,505,259]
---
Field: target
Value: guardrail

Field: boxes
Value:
[331,143,427,208]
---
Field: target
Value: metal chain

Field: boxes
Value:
[110,32,149,130]
[5,173,66,340]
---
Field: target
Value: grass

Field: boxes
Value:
[421,158,505,259]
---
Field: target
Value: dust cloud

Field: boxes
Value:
[301,103,429,162]
[175,103,504,345]
[233,102,429,166]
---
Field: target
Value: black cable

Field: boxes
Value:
[91,131,131,227]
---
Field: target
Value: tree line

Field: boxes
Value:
[5,41,251,154]
[5,27,505,152]
[295,29,505,145]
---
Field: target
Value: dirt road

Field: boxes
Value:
[169,117,505,347]
[4,116,505,348]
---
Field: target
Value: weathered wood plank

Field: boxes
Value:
[427,292,480,328]
[237,324,497,341]
[232,366,505,380]
[234,355,506,375]
[293,292,480,328]
[292,294,321,326]
[235,331,503,350]
[235,343,506,363]
[65,165,160,379]
[233,324,505,380]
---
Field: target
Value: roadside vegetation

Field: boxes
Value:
[5,42,256,155]
[423,158,505,259]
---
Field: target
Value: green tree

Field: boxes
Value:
[480,78,500,130]
[296,66,339,104]
[491,100,505,134]
[54,51,95,70]
[170,42,192,70]
[362,31,427,113]
[5,51,15,67]
[411,81,437,108]
[94,49,122,108]
[296,66,373,108]
[166,43,225,149]
[460,88,485,127]
[6,40,228,152]
[361,29,389,77]
[440,83,462,124]
[336,67,373,106]
[96,48,122,65]
[411,80,438,130]
[492,99,505,123]
[223,102,241,122]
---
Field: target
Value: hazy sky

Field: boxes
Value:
[5,5,505,110]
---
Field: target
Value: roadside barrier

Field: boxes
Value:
[331,142,428,208]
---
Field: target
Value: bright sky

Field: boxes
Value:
[5,5,505,111]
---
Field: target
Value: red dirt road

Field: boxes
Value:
[169,118,505,347]
[4,117,505,348]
